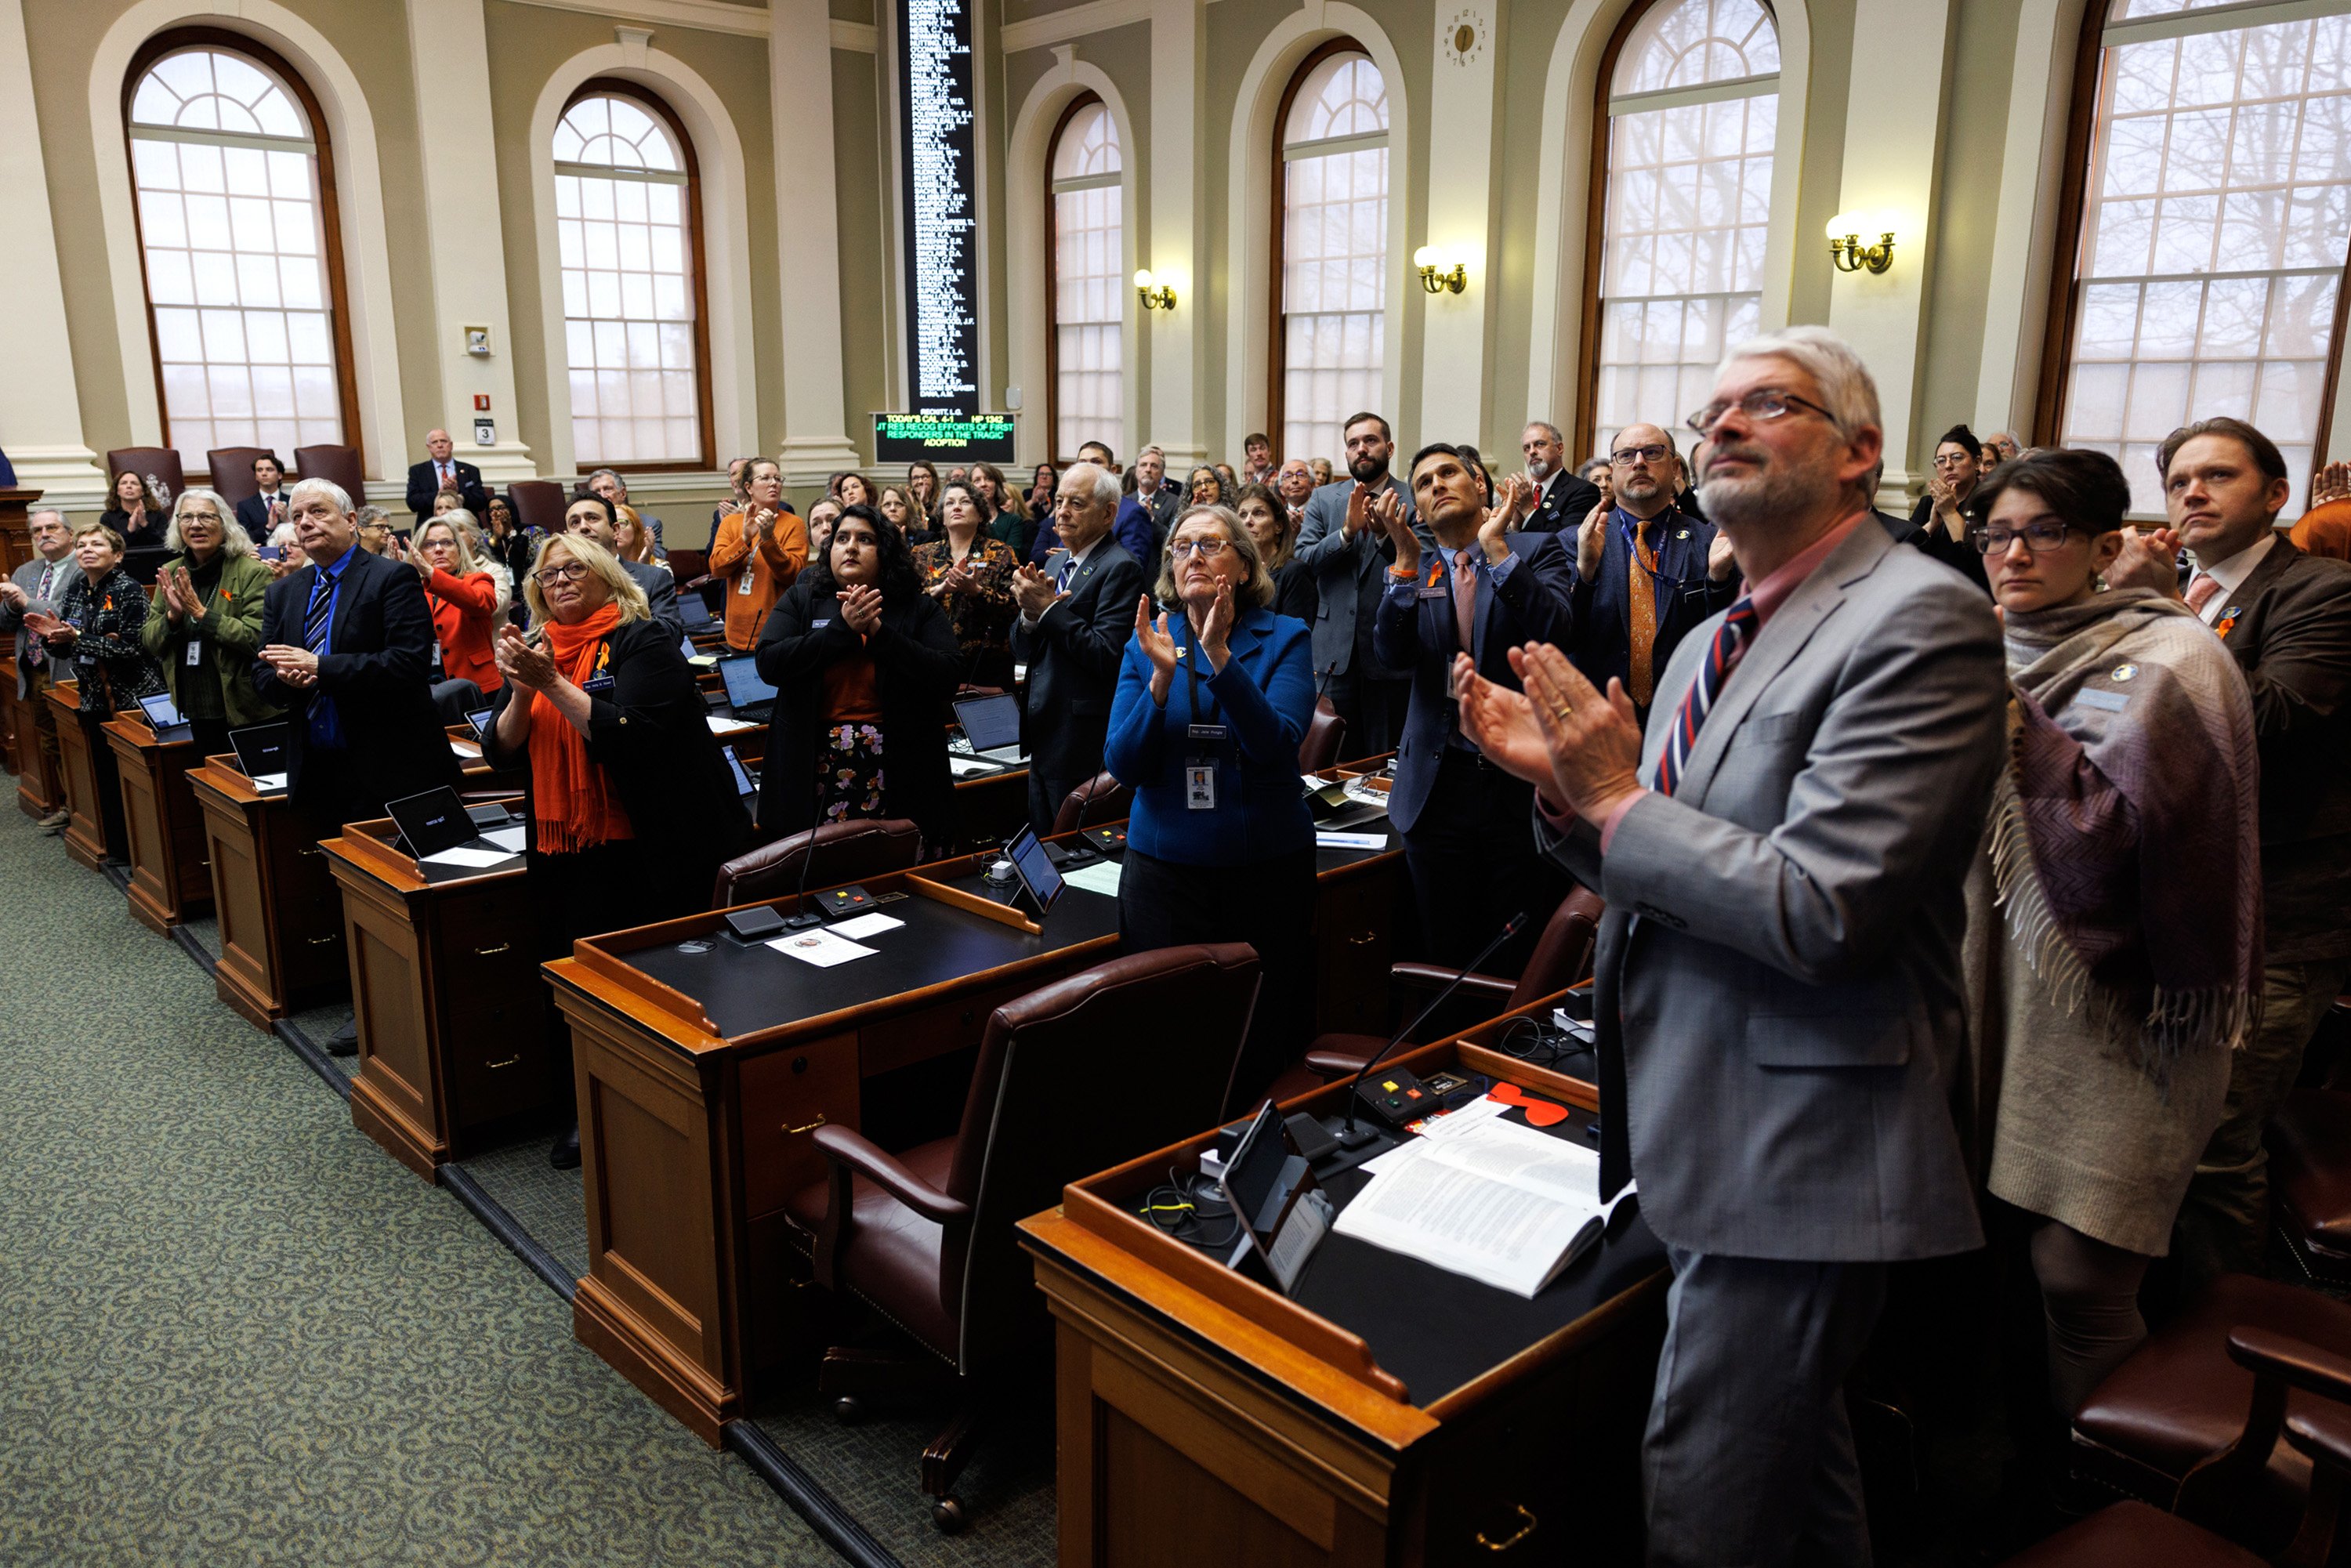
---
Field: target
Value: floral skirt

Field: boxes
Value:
[817,722,886,825]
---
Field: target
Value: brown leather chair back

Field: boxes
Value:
[710,817,924,908]
[509,479,570,537]
[291,445,364,505]
[943,943,1261,1369]
[104,448,186,507]
[204,447,273,507]
[1050,770,1131,835]
[1300,698,1346,773]
[1510,887,1607,1010]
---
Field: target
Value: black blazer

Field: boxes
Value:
[251,545,458,821]
[1008,538,1147,784]
[1270,556,1319,625]
[1516,469,1604,535]
[101,506,170,552]
[1565,505,1739,723]
[484,617,750,920]
[2215,537,2351,960]
[235,492,289,544]
[754,581,964,847]
[404,459,489,523]
[1902,494,1991,594]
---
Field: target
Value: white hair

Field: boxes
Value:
[268,522,301,549]
[1067,462,1122,513]
[287,476,353,516]
[1715,324,1882,440]
[27,508,65,530]
[165,487,254,559]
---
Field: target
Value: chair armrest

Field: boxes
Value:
[1388,963,1516,1000]
[811,1124,971,1225]
[2230,1327,2351,1405]
[1304,1050,1371,1080]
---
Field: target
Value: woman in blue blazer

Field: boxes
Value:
[1107,503,1317,1106]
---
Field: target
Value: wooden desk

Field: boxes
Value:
[323,817,541,1180]
[7,660,63,820]
[1023,1012,1665,1567]
[105,714,212,932]
[45,680,110,869]
[1,654,15,777]
[188,755,350,1029]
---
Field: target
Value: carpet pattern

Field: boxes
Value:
[0,804,835,1566]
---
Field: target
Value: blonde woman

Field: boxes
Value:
[409,512,504,721]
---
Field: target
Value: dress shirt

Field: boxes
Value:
[2186,531,2278,625]
[1021,534,1103,628]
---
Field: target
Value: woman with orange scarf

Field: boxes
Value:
[487,533,749,1167]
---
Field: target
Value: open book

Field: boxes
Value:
[1333,1109,1634,1298]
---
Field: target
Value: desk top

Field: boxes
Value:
[321,813,528,892]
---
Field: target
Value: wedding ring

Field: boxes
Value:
[1551,704,1573,722]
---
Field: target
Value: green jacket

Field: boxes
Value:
[139,550,283,730]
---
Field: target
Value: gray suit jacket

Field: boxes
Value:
[1293,474,1430,682]
[0,555,82,697]
[1539,518,2005,1262]
[621,558,683,639]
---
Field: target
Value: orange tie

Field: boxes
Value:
[1628,517,1660,708]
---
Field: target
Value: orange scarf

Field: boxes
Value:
[528,603,635,855]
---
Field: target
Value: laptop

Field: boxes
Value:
[951,693,1027,764]
[385,785,523,866]
[228,722,292,793]
[679,592,715,628]
[136,691,193,744]
[715,654,777,724]
[720,743,759,803]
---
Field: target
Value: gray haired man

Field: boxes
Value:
[0,509,83,827]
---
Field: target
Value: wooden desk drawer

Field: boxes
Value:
[857,976,1046,1078]
[740,1033,860,1219]
[435,887,545,1129]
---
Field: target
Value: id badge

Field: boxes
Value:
[429,639,443,671]
[737,569,754,596]
[1415,585,1447,600]
[1185,764,1217,811]
[185,639,203,667]
[581,674,616,696]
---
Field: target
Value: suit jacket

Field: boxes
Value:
[1372,531,1578,833]
[1293,474,1431,682]
[1009,538,1146,785]
[235,491,292,545]
[251,545,459,821]
[1518,468,1604,535]
[754,581,963,847]
[1538,519,2005,1262]
[621,558,684,639]
[2210,536,2351,959]
[1566,505,1740,720]
[0,554,82,697]
[404,459,488,523]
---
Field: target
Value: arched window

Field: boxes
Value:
[125,34,357,472]
[1586,0,1780,458]
[2048,0,2351,513]
[1047,96,1123,465]
[1275,47,1390,468]
[555,85,712,471]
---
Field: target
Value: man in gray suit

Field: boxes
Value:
[1294,411,1431,757]
[1458,326,2005,1564]
[0,509,83,829]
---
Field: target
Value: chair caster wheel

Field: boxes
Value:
[833,1396,864,1425]
[931,1497,967,1533]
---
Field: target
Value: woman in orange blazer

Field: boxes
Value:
[413,512,504,722]
[706,456,807,652]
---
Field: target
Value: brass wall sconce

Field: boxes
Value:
[1826,212,1897,275]
[1414,246,1467,295]
[1134,270,1176,310]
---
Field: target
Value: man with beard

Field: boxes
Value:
[1567,422,1738,726]
[1295,411,1431,756]
[1516,420,1604,534]
[1454,325,2004,1564]
[1114,445,1183,556]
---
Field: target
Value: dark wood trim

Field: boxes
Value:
[562,79,718,476]
[2030,1,2115,449]
[1267,38,1367,462]
[1041,90,1101,468]
[122,28,366,483]
[1574,1,1658,461]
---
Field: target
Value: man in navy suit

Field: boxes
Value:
[1012,462,1147,833]
[1371,445,1577,972]
[1515,420,1604,535]
[403,428,488,526]
[1566,422,1738,726]
[235,453,292,544]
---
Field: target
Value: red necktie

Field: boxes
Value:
[1452,549,1477,654]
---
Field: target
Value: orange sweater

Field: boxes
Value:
[424,568,502,693]
[706,509,809,650]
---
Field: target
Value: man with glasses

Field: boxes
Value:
[0,509,82,827]
[1454,326,2005,1563]
[1564,423,1738,726]
[1012,462,1145,834]
[567,493,686,639]
[1515,420,1603,535]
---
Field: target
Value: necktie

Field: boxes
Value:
[27,563,53,667]
[303,567,335,652]
[1628,516,1660,708]
[1055,557,1075,595]
[2185,572,2221,619]
[1655,596,1759,798]
[1451,549,1478,654]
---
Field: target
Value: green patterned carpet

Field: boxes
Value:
[0,806,835,1566]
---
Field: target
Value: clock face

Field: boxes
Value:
[1445,8,1485,67]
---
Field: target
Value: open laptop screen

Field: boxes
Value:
[952,693,1023,753]
[718,655,777,712]
[136,692,187,732]
[228,722,290,785]
[384,786,478,859]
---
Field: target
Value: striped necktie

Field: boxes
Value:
[1654,596,1758,798]
[27,562,53,667]
[303,567,335,652]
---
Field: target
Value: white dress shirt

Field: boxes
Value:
[2186,530,2277,625]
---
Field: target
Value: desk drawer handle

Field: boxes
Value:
[306,934,339,946]
[484,1054,520,1070]
[299,846,324,857]
[1476,1505,1537,1552]
[784,1114,828,1135]
[473,942,511,956]
[1347,932,1377,947]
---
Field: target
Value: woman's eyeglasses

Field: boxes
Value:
[1968,520,2074,555]
[534,563,592,585]
[1168,538,1233,559]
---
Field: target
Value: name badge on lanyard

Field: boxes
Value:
[737,568,755,596]
[185,639,203,668]
[1186,765,1217,811]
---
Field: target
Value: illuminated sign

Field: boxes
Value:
[873,412,1017,463]
[897,0,980,415]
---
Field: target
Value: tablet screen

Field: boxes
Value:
[1005,825,1063,914]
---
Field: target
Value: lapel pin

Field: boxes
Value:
[2111,663,2136,681]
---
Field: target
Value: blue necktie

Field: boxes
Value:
[303,568,334,651]
[1655,596,1758,798]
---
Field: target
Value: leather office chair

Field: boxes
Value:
[710,818,924,908]
[2268,1088,2351,1286]
[508,479,570,537]
[2008,1326,2351,1567]
[785,943,1262,1529]
[204,447,270,508]
[104,447,186,504]
[1049,770,1130,835]
[291,444,364,505]
[1299,698,1346,773]
[1264,886,1607,1102]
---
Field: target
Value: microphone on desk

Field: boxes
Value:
[782,679,830,930]
[1335,911,1528,1150]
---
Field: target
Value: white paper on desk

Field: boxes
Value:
[948,756,1002,777]
[419,845,513,868]
[705,714,748,734]
[1063,859,1122,897]
[767,927,877,967]
[449,737,481,758]
[1317,831,1387,850]
[480,825,526,853]
[827,911,904,940]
